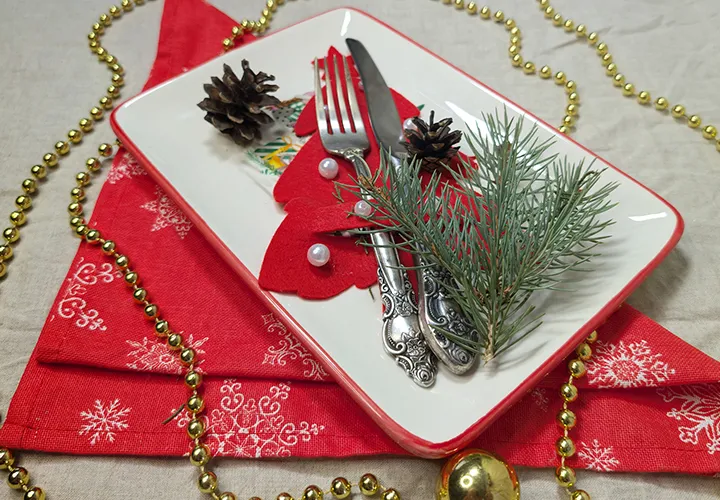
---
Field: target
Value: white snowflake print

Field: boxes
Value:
[107,152,147,184]
[54,257,119,331]
[176,379,324,458]
[140,186,193,238]
[586,340,675,388]
[530,387,550,412]
[262,313,328,381]
[126,333,208,374]
[658,384,720,455]
[79,399,131,445]
[577,439,620,471]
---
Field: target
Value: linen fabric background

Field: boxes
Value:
[1,0,719,498]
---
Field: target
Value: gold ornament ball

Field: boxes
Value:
[587,32,598,44]
[3,227,20,244]
[190,444,210,466]
[523,62,536,74]
[576,342,592,360]
[571,490,591,500]
[505,18,516,30]
[68,129,83,144]
[31,164,47,179]
[55,140,70,155]
[124,271,139,286]
[167,332,183,350]
[15,195,32,211]
[24,487,46,500]
[568,92,580,105]
[509,26,520,37]
[79,118,94,132]
[605,63,617,76]
[688,115,702,129]
[552,13,563,26]
[493,10,504,22]
[100,13,112,26]
[562,115,575,128]
[565,80,577,93]
[557,408,577,429]
[121,0,133,11]
[7,467,29,489]
[382,489,401,500]
[671,104,686,118]
[100,96,114,110]
[466,2,477,14]
[105,54,117,65]
[180,347,196,365]
[563,19,574,31]
[87,157,102,172]
[539,65,552,79]
[622,83,635,96]
[108,84,121,97]
[556,436,576,457]
[101,239,116,255]
[90,107,104,121]
[112,73,124,86]
[511,54,523,68]
[436,449,519,500]
[558,125,570,135]
[575,24,586,37]
[132,287,147,302]
[22,178,37,194]
[637,91,651,105]
[596,42,608,55]
[561,382,579,402]
[76,171,91,187]
[198,471,218,493]
[510,35,521,47]
[568,358,587,378]
[144,303,158,319]
[154,319,170,336]
[359,474,379,496]
[554,71,567,85]
[479,6,491,19]
[543,6,554,18]
[555,465,576,488]
[43,152,59,167]
[188,394,205,413]
[612,73,625,87]
[185,370,202,389]
[0,244,13,261]
[601,53,613,64]
[10,211,26,226]
[566,104,578,117]
[69,217,85,228]
[330,477,351,499]
[302,485,323,500]
[508,45,519,56]
[99,143,114,157]
[187,418,205,439]
[702,125,717,140]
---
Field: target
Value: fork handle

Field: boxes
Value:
[345,152,438,387]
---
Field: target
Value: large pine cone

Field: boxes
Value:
[405,111,462,170]
[198,60,281,146]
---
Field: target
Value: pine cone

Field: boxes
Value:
[198,60,281,146]
[405,111,462,170]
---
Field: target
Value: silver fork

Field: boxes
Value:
[314,55,437,388]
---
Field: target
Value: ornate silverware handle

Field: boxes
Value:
[345,151,437,387]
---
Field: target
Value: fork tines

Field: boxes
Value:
[313,55,364,137]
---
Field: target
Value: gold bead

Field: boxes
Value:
[596,42,608,55]
[96,47,107,59]
[109,5,122,17]
[557,408,576,429]
[69,216,84,228]
[124,271,139,286]
[22,178,37,194]
[568,358,587,378]
[267,0,277,10]
[566,93,579,106]
[187,394,205,413]
[10,211,26,226]
[24,487,46,500]
[185,370,202,389]
[86,157,102,172]
[240,19,252,30]
[330,477,351,499]
[222,38,233,51]
[556,436,576,457]
[105,55,117,66]
[132,287,147,302]
[622,83,635,96]
[100,96,114,110]
[302,485,323,500]
[99,143,114,157]
[144,303,158,319]
[605,63,617,76]
[68,202,83,216]
[277,494,294,500]
[653,97,669,111]
[571,490,591,500]
[508,45,520,56]
[231,26,242,38]
[107,85,120,97]
[31,164,47,179]
[112,73,124,86]
[671,104,686,118]
[543,6,554,18]
[612,73,625,87]
[115,254,129,268]
[565,80,577,93]
[90,107,104,121]
[100,13,112,26]
[504,18,516,30]
[101,239,116,254]
[190,444,210,467]
[0,245,13,261]
[563,19,574,31]
[180,347,196,365]
[511,54,523,67]
[55,140,70,155]
[76,171,91,187]
[576,342,592,360]
[89,41,100,53]
[601,53,613,64]
[466,2,477,14]
[15,195,32,211]
[510,35,521,47]
[198,471,217,493]
[554,71,567,85]
[3,227,20,243]
[479,6,491,19]
[359,474,379,496]
[167,333,183,350]
[85,229,101,243]
[562,115,575,127]
[558,125,570,135]
[587,31,598,44]
[219,493,238,500]
[187,418,205,439]
[79,118,94,132]
[493,10,504,22]
[561,382,578,402]
[539,0,549,6]
[7,467,29,489]
[703,125,717,139]
[121,0,133,11]
[0,262,5,278]
[538,66,552,79]
[637,90,651,105]
[68,129,83,144]
[575,24,586,37]
[453,0,464,10]
[436,449,519,500]
[509,26,520,37]
[688,115,702,128]
[555,466,576,488]
[523,62,536,74]
[566,104,578,117]
[382,489,400,500]
[552,13,563,26]
[135,0,146,5]
[43,152,59,167]
[154,319,169,336]
[88,32,98,42]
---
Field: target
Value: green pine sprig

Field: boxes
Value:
[342,110,618,361]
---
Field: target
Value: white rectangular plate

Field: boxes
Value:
[112,8,683,457]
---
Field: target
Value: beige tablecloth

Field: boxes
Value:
[1,0,719,498]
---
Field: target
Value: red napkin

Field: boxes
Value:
[2,0,719,475]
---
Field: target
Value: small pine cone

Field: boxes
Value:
[198,60,281,146]
[404,111,462,171]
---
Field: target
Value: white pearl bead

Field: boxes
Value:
[403,117,417,131]
[307,243,330,267]
[354,200,373,217]
[318,158,339,179]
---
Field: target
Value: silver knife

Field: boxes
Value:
[346,38,478,375]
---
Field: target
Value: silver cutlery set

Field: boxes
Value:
[312,39,477,387]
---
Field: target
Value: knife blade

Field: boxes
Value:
[346,38,478,375]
